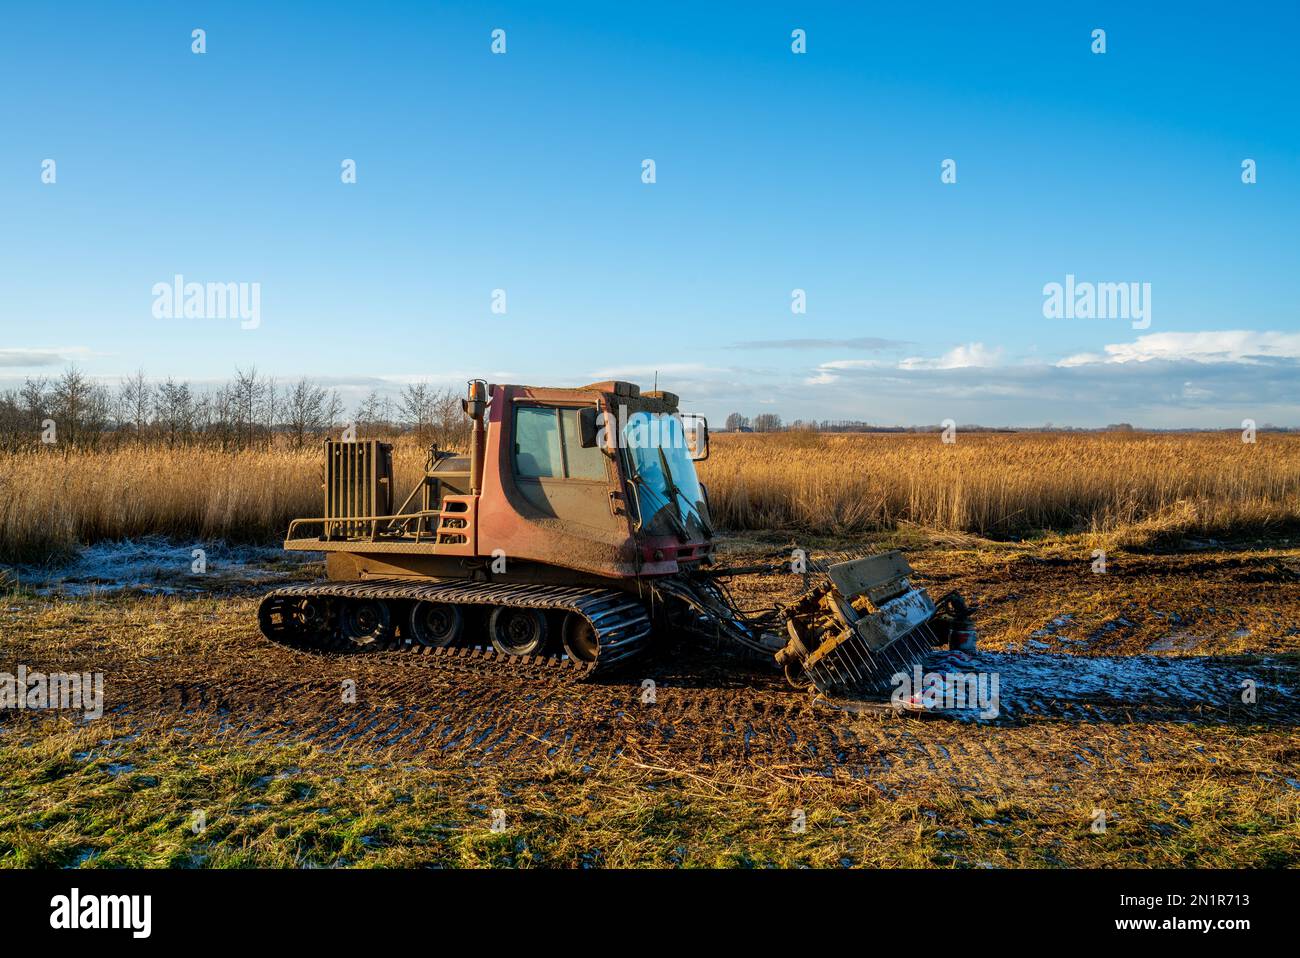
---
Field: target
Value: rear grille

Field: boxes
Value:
[324,440,392,539]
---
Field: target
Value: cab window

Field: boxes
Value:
[513,406,606,480]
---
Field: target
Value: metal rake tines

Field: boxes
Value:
[809,623,933,695]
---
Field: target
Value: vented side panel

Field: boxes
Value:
[324,440,391,539]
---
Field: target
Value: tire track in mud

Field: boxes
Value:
[82,639,1299,791]
[4,542,1296,829]
[9,664,1274,808]
[12,584,1300,793]
[96,653,859,771]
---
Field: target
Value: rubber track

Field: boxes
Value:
[258,578,653,680]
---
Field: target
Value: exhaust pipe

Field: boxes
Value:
[464,380,488,494]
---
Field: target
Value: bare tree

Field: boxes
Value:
[432,387,467,450]
[354,391,385,433]
[118,369,153,442]
[51,366,110,447]
[399,382,434,439]
[283,378,341,448]
[0,389,30,450]
[19,377,49,434]
[263,374,278,445]
[154,378,196,446]
[229,367,271,449]
[191,388,215,444]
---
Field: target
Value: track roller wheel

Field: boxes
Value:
[290,596,333,634]
[561,612,599,664]
[488,607,549,656]
[408,601,464,648]
[340,599,394,647]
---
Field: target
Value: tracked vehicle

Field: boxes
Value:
[258,379,974,696]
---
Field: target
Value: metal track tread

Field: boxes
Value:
[257,578,653,680]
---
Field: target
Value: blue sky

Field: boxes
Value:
[2,1,1297,426]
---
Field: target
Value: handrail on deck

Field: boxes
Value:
[288,508,444,543]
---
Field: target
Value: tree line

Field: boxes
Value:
[722,410,1055,434]
[0,366,470,452]
[722,413,830,432]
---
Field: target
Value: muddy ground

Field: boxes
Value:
[2,534,1298,867]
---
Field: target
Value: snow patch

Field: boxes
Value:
[947,651,1296,722]
[4,536,321,596]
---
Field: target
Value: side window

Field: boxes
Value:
[513,406,607,480]
[560,409,608,480]
[514,406,563,477]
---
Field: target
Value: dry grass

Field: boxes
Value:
[0,444,430,564]
[700,431,1300,538]
[5,712,1297,868]
[0,432,1297,563]
[2,543,1298,868]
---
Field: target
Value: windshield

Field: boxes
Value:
[623,411,709,537]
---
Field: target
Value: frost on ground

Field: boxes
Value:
[2,536,321,596]
[897,649,1299,723]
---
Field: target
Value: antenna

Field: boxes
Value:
[654,369,658,392]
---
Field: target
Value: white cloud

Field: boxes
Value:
[788,330,1300,426]
[0,346,93,367]
[1057,331,1300,367]
[808,342,1001,383]
[899,342,1003,370]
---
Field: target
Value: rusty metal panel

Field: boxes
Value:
[827,551,912,599]
[324,440,392,539]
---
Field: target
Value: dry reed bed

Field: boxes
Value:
[0,445,430,564]
[699,431,1300,537]
[0,433,1296,563]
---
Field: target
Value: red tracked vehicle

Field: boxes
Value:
[257,379,973,693]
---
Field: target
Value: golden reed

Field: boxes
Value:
[0,432,1296,562]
